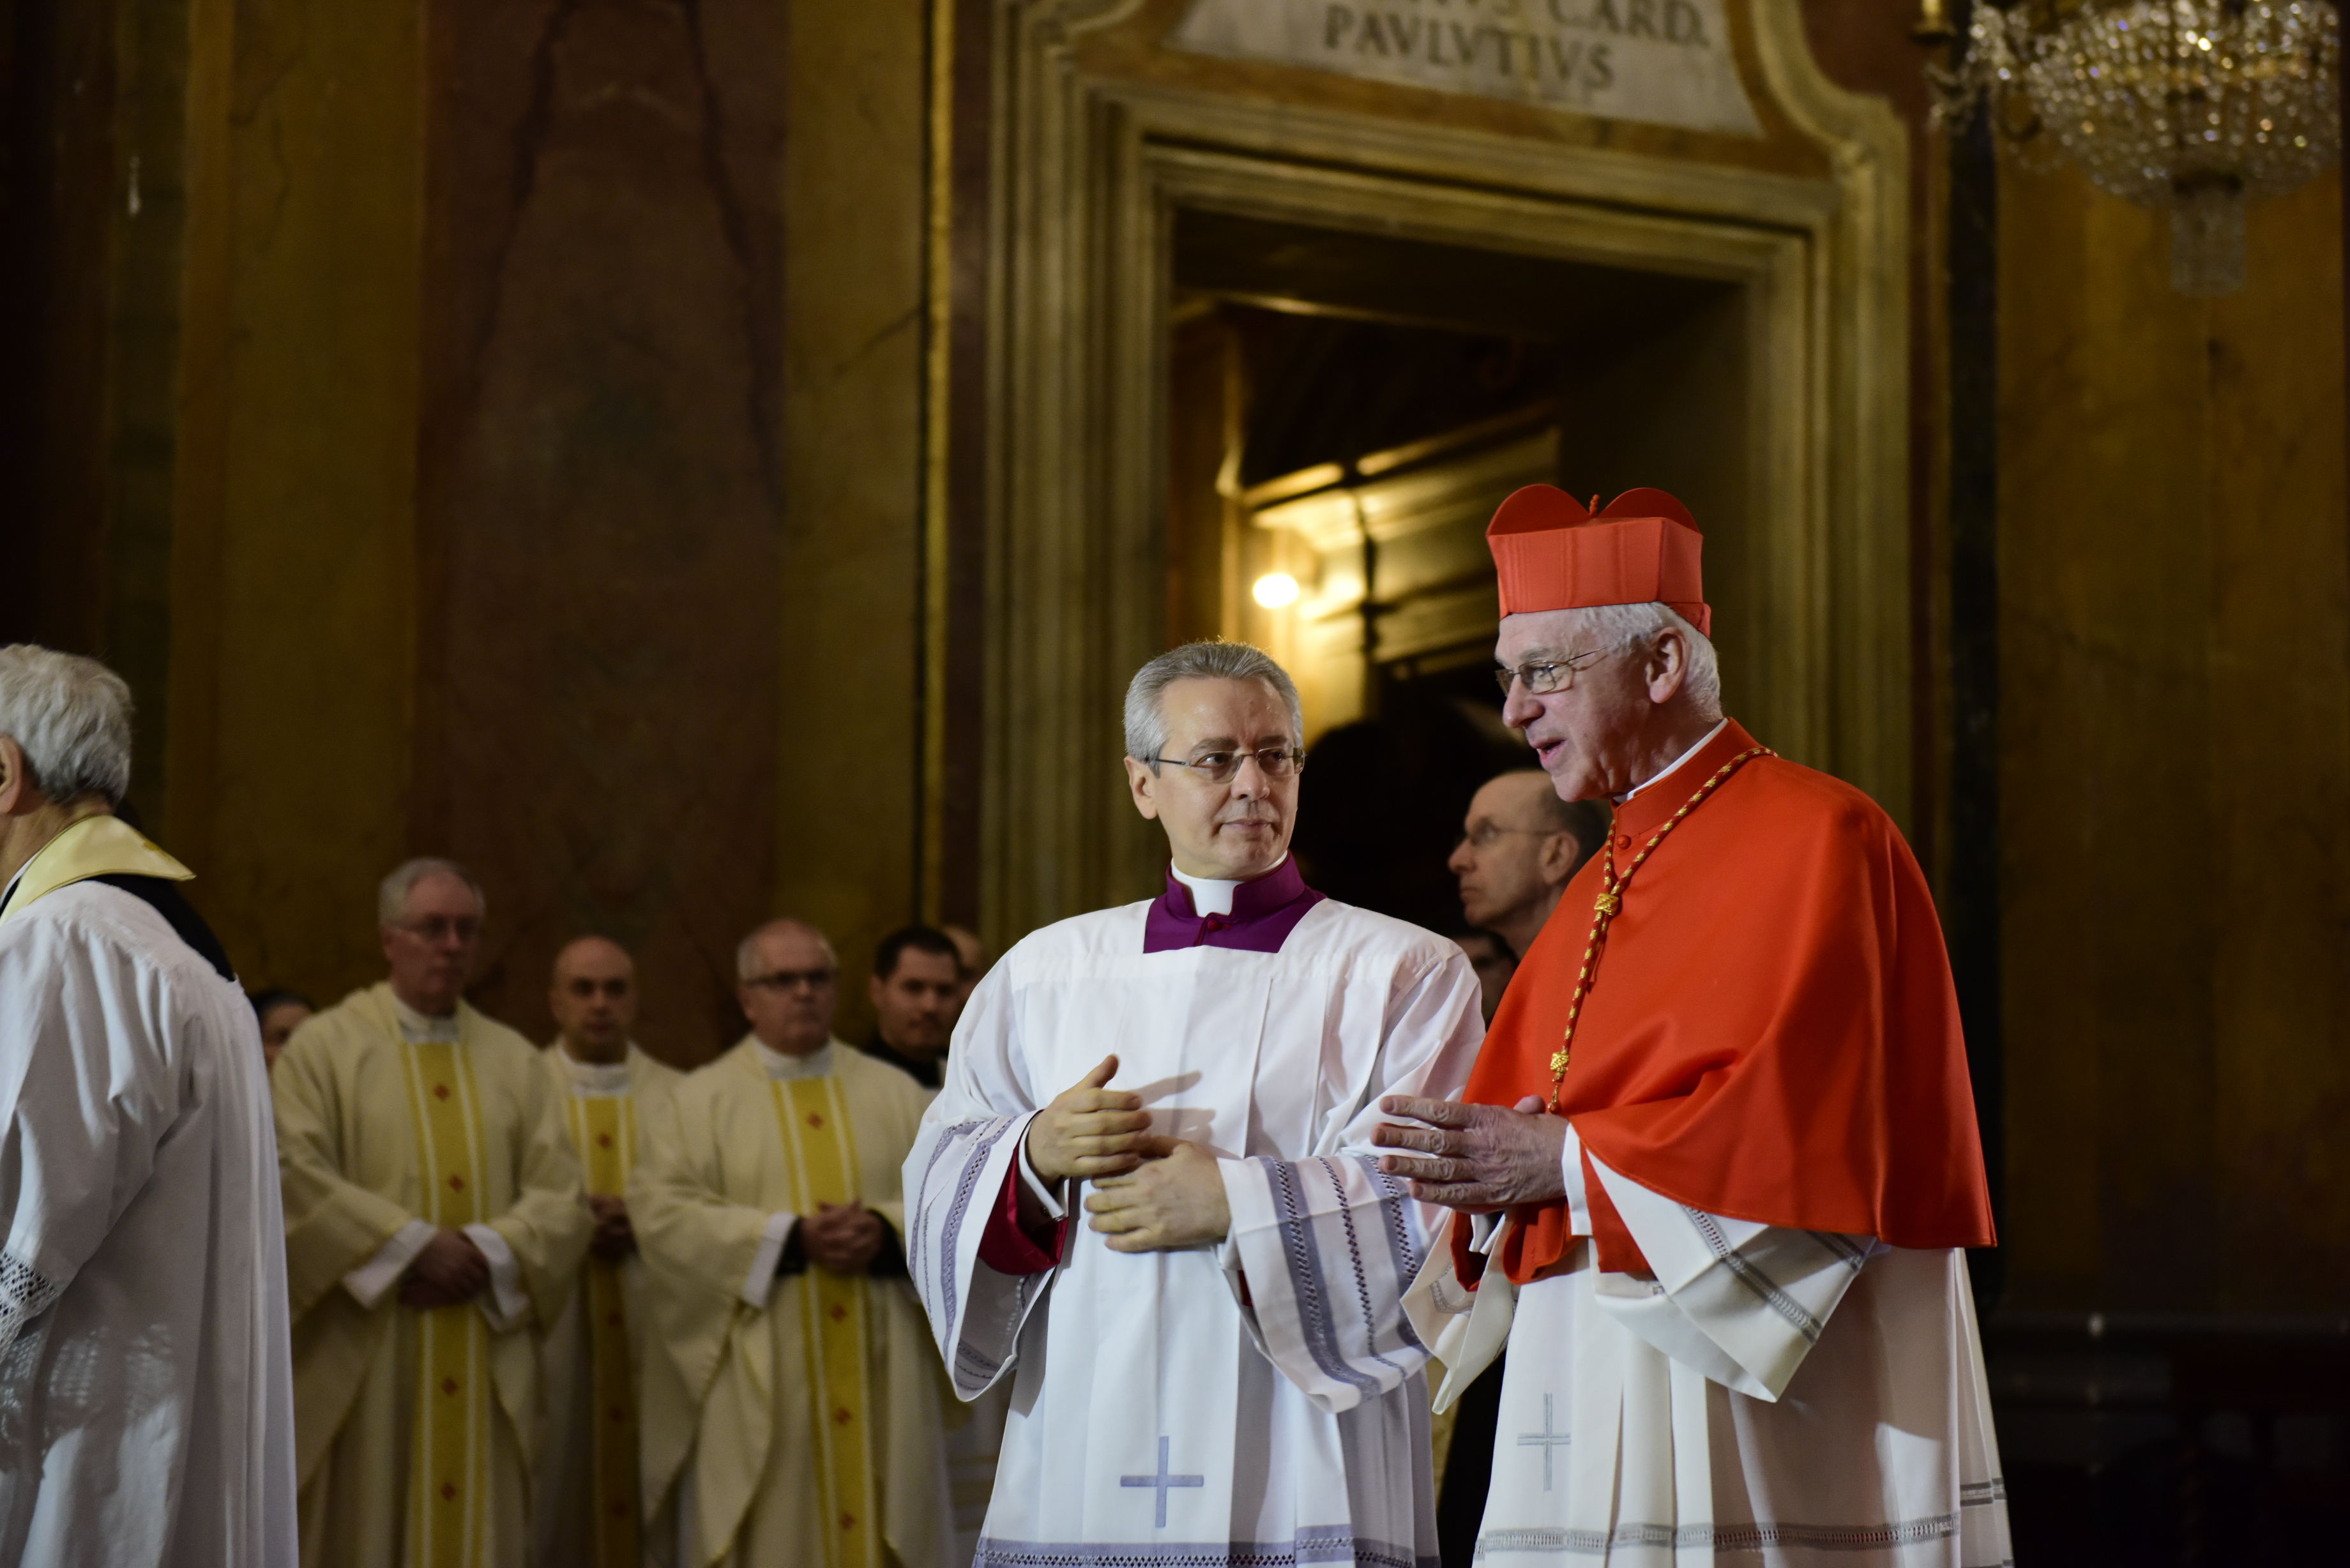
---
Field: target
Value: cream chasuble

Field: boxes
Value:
[275,984,591,1568]
[535,1043,680,1568]
[630,1039,953,1568]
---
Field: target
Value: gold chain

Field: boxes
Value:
[1547,745,1774,1112]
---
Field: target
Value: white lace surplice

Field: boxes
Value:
[904,896,1485,1568]
[0,882,298,1567]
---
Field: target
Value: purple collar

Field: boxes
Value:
[1142,857,1326,954]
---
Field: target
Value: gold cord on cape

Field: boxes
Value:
[1547,744,1775,1112]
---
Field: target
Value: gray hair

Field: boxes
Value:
[378,857,487,927]
[1564,603,1722,718]
[736,919,838,981]
[1123,641,1305,769]
[0,645,134,806]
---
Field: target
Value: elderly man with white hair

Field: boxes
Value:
[0,644,297,1565]
[628,916,951,1568]
[1375,487,2010,1566]
[272,856,589,1568]
[903,640,1486,1568]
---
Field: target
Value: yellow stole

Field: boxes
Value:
[563,1084,642,1568]
[397,1035,496,1568]
[0,814,192,928]
[771,1073,877,1568]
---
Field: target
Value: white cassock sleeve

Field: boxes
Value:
[903,963,1055,1401]
[342,1219,436,1308]
[0,910,176,1358]
[1584,1147,1885,1401]
[1217,947,1485,1413]
[740,1212,798,1306]
[462,1223,529,1330]
[338,1216,529,1331]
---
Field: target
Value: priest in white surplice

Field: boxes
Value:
[0,644,298,1566]
[904,640,1485,1568]
[1376,486,2009,1567]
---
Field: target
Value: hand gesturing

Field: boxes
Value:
[1085,1137,1230,1252]
[1024,1055,1154,1184]
[1371,1094,1568,1211]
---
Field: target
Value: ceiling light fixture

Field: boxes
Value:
[1932,0,2340,295]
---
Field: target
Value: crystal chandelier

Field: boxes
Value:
[1935,1,2341,294]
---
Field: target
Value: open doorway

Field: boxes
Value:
[1165,209,1748,931]
[975,52,1907,939]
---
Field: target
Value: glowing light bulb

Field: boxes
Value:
[1252,573,1300,608]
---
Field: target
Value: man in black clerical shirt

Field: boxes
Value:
[860,924,964,1090]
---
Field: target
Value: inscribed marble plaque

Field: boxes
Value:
[1168,0,1762,136]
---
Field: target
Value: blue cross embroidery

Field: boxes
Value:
[1119,1435,1204,1527]
[1517,1392,1572,1491]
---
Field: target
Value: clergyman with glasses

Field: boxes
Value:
[628,917,954,1567]
[273,856,590,1568]
[1448,768,1609,983]
[901,640,1485,1568]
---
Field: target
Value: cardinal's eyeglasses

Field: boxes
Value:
[1148,747,1307,783]
[1494,649,1607,697]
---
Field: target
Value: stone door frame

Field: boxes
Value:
[976,0,1911,938]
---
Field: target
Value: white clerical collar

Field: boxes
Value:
[755,1038,836,1080]
[552,1042,635,1095]
[1171,852,1287,917]
[393,993,460,1043]
[1616,719,1729,805]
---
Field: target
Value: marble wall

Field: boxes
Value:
[413,0,789,1054]
[89,0,934,1063]
[1996,162,2350,1311]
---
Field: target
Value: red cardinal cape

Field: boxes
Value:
[1455,720,1995,1287]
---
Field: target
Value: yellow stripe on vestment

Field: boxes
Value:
[565,1092,642,1568]
[773,1074,877,1568]
[398,1039,495,1568]
[0,814,193,928]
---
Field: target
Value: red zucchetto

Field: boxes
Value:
[1485,484,1711,637]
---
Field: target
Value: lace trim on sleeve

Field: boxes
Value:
[0,1251,63,1359]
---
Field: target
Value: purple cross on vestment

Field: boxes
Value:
[1140,857,1326,955]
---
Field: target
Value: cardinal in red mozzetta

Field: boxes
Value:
[1375,485,2011,1563]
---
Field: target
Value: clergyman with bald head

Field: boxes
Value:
[628,917,955,1566]
[1451,770,1607,964]
[272,858,590,1568]
[1448,769,1609,1020]
[532,935,681,1568]
[900,639,1486,1565]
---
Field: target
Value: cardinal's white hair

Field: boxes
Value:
[1123,640,1304,769]
[0,644,134,806]
[1566,603,1722,717]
